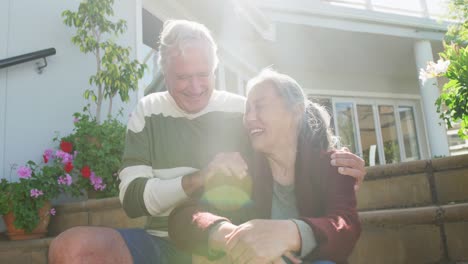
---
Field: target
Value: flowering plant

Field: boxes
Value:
[0,108,126,232]
[419,0,468,139]
[0,141,80,233]
[60,109,126,198]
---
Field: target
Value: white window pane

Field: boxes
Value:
[399,106,420,160]
[357,105,380,166]
[379,105,400,164]
[335,102,358,154]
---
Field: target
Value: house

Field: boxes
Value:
[0,0,457,228]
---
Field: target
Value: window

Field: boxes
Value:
[399,106,420,160]
[357,105,380,165]
[328,97,423,166]
[378,105,400,164]
[335,102,359,154]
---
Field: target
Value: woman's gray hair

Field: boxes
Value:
[246,68,338,150]
[157,20,219,74]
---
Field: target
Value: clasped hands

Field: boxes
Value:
[209,219,303,264]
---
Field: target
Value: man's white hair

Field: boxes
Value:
[157,20,219,74]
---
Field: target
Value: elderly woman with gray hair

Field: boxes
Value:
[169,69,361,264]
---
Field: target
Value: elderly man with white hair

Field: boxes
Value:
[48,20,366,264]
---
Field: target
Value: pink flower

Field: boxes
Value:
[55,150,73,164]
[49,208,56,216]
[43,149,54,163]
[90,172,106,191]
[17,166,32,179]
[73,117,80,123]
[30,189,44,198]
[57,174,73,186]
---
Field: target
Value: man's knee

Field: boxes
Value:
[48,226,130,264]
[49,227,93,261]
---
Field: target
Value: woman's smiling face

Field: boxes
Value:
[243,82,301,154]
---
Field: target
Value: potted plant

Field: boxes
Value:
[0,141,79,240]
[61,109,126,198]
[57,0,146,198]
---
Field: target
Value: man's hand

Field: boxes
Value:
[224,220,302,264]
[182,152,248,196]
[203,152,248,183]
[330,148,366,190]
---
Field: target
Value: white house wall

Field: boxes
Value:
[0,0,10,190]
[298,71,420,97]
[0,0,139,183]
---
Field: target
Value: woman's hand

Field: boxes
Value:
[224,219,302,264]
[209,221,238,252]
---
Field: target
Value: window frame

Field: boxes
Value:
[331,97,425,165]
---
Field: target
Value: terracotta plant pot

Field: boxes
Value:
[2,202,51,240]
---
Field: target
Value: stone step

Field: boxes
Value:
[1,200,467,264]
[350,202,468,264]
[0,234,52,264]
[357,154,468,210]
[1,154,467,263]
[48,197,146,236]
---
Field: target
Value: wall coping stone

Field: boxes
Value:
[365,154,468,180]
[0,236,53,252]
[359,202,468,226]
[431,154,468,171]
[54,197,121,214]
